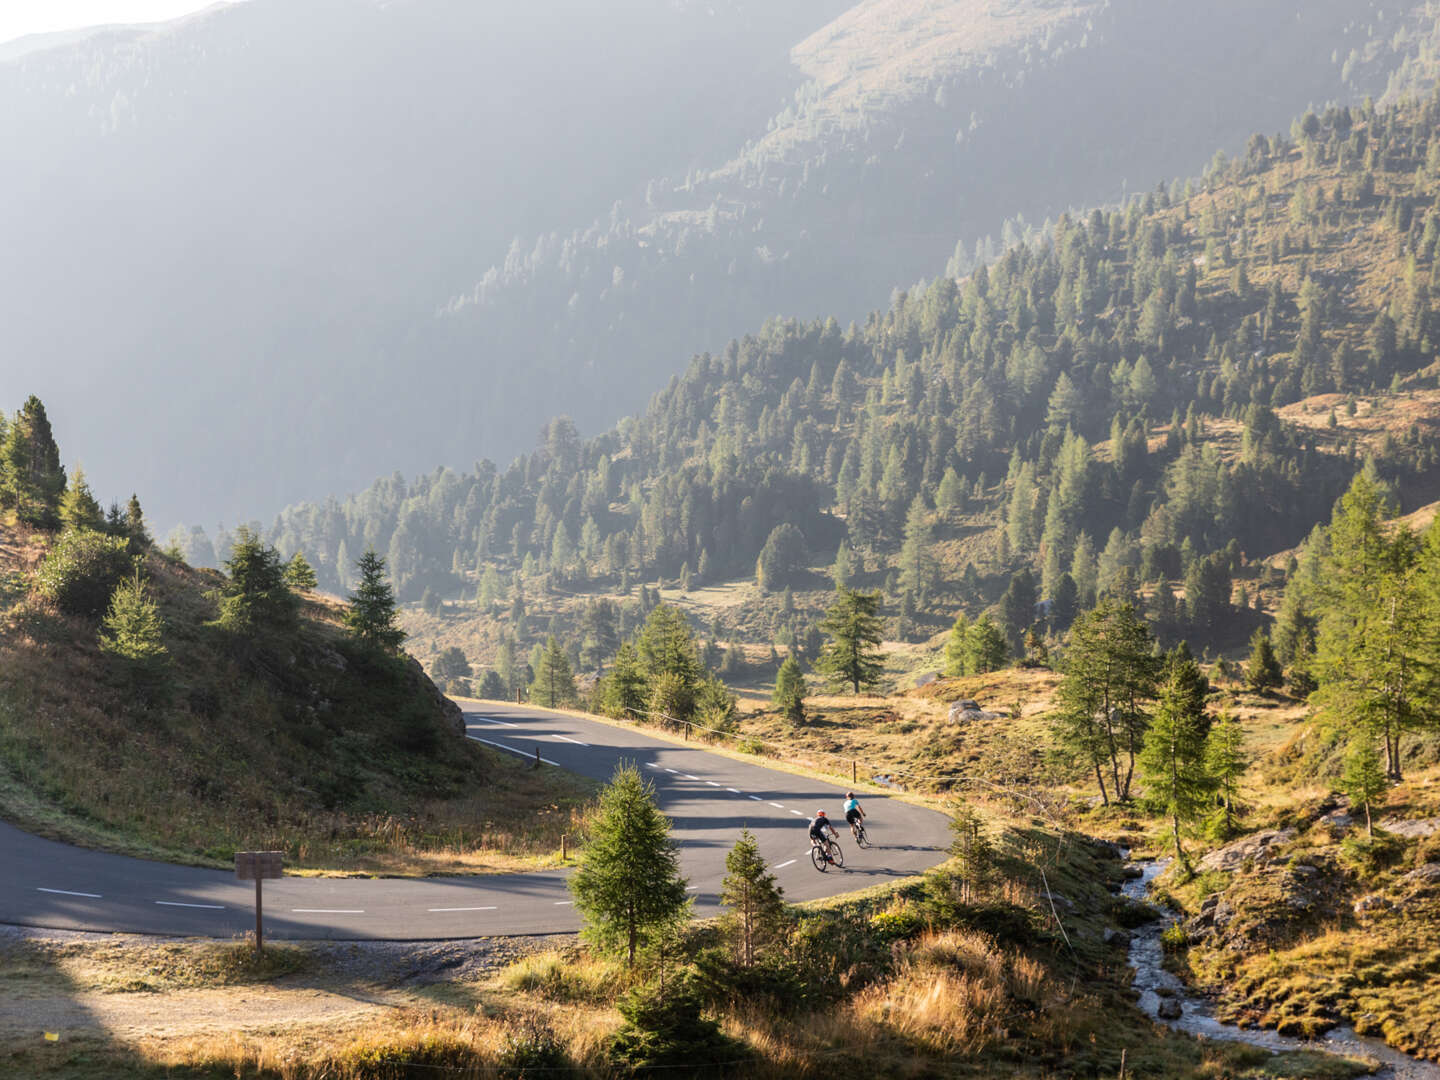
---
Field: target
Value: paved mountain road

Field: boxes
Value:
[0,703,953,940]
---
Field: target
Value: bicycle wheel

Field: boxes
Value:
[828,841,844,868]
[810,844,829,872]
[855,824,870,848]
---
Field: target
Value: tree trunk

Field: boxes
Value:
[1094,762,1109,806]
[1172,813,1185,867]
[1365,800,1373,839]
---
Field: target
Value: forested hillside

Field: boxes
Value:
[7,0,1440,529]
[260,91,1440,690]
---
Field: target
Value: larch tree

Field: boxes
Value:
[1051,599,1158,804]
[570,763,690,966]
[720,829,788,968]
[1205,713,1248,839]
[817,587,884,694]
[530,635,577,707]
[1139,648,1213,867]
[1341,739,1387,839]
[1245,628,1284,694]
[772,654,807,725]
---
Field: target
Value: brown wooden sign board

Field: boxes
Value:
[235,851,284,881]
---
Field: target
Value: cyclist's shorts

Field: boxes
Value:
[845,809,862,826]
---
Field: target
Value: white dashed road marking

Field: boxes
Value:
[477,717,519,728]
[553,901,573,906]
[428,906,497,912]
[789,810,805,816]
[769,802,785,809]
[293,909,364,914]
[156,900,224,910]
[683,774,699,780]
[552,734,589,746]
[37,888,101,898]
[705,781,720,787]
[748,795,763,801]
[774,860,797,869]
[727,787,741,793]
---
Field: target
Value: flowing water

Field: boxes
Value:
[1122,859,1440,1079]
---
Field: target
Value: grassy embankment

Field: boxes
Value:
[0,523,595,876]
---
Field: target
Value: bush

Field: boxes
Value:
[31,529,132,616]
[1339,830,1406,875]
[690,947,808,1013]
[609,978,744,1073]
[869,904,926,944]
[1160,922,1189,952]
[497,1018,568,1079]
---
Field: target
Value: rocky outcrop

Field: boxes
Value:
[1185,856,1342,951]
[406,656,465,738]
[1381,817,1440,839]
[1198,828,1297,873]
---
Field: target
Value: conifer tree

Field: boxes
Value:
[898,494,937,603]
[1052,599,1158,804]
[215,526,297,635]
[1245,628,1284,693]
[637,605,701,720]
[949,805,997,903]
[1342,739,1387,839]
[831,539,854,589]
[124,494,150,550]
[1205,713,1247,839]
[345,548,405,650]
[772,654,807,725]
[943,612,970,677]
[570,763,690,966]
[284,550,318,590]
[59,464,104,532]
[1140,648,1214,867]
[817,588,884,694]
[530,635,577,707]
[720,829,788,967]
[1,395,65,526]
[99,569,169,679]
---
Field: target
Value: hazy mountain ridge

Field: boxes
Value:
[5,0,1440,533]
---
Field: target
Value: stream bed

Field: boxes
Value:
[1122,859,1440,1079]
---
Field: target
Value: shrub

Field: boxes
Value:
[869,904,925,944]
[1160,922,1189,952]
[497,1018,568,1079]
[609,978,744,1073]
[31,529,132,616]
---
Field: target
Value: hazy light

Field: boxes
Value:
[0,2,236,47]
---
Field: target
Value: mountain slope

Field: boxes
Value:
[6,0,1440,530]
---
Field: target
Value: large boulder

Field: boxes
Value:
[1198,828,1297,873]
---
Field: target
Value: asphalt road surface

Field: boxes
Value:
[0,703,953,940]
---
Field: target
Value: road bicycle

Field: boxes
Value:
[810,835,844,872]
[850,818,871,848]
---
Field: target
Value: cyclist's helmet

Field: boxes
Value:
[845,791,854,799]
[816,809,827,817]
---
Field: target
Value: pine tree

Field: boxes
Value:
[345,548,405,650]
[720,829,788,967]
[570,763,690,965]
[1341,739,1387,838]
[284,550,318,590]
[772,654,807,725]
[963,615,1009,675]
[1205,713,1247,839]
[1139,649,1214,867]
[1245,628,1284,693]
[59,464,104,532]
[817,588,884,694]
[949,805,997,903]
[530,635,577,707]
[99,569,168,679]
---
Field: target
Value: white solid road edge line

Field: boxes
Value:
[292,908,365,914]
[467,735,561,766]
[155,900,225,910]
[37,887,101,898]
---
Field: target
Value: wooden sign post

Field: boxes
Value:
[235,851,284,958]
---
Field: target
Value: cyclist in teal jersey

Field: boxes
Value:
[843,792,865,832]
